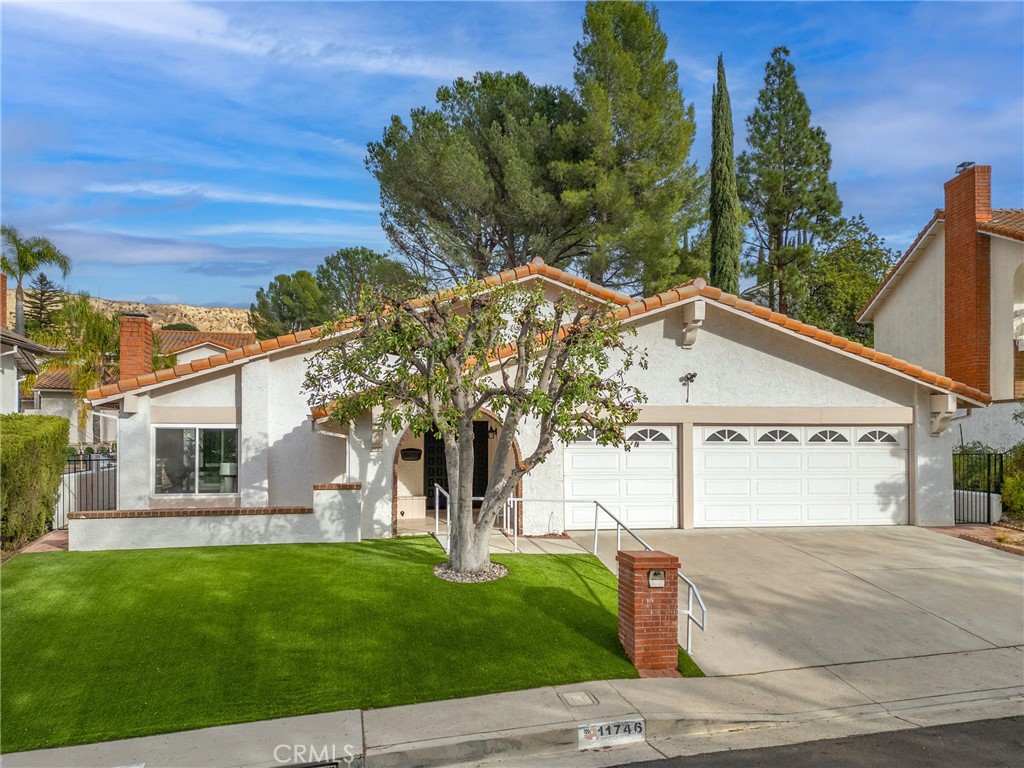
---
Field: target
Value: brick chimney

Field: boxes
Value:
[944,163,992,393]
[119,314,153,379]
[1,273,7,330]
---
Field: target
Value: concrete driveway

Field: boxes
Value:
[580,526,1024,678]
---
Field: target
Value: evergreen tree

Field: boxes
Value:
[1,225,71,335]
[567,0,702,293]
[315,247,417,316]
[24,272,64,336]
[737,47,840,315]
[367,71,587,285]
[708,55,741,295]
[248,270,331,340]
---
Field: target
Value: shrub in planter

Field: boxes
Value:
[1,414,69,549]
[84,446,95,456]
[1001,474,1024,520]
[66,446,80,460]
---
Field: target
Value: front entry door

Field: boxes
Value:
[424,422,490,508]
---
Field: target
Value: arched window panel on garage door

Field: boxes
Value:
[808,429,849,444]
[626,427,671,443]
[757,428,800,444]
[857,429,900,445]
[571,428,598,443]
[705,428,748,444]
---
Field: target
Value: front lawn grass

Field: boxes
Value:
[1,537,696,753]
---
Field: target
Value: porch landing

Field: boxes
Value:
[397,511,586,555]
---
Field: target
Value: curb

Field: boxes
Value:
[368,692,1024,768]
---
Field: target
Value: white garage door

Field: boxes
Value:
[564,426,678,529]
[695,426,908,527]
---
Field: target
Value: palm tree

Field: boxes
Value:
[1,225,72,335]
[33,294,175,434]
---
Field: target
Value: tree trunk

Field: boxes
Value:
[445,419,493,573]
[14,281,25,336]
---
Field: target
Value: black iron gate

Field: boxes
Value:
[54,454,117,530]
[952,452,1003,524]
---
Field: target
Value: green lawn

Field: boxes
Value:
[1,537,699,753]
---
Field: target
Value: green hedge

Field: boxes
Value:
[1,414,69,550]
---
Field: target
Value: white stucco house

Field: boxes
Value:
[859,163,1024,450]
[29,329,255,445]
[70,259,989,551]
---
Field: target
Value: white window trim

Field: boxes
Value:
[151,423,241,498]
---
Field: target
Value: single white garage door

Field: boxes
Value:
[564,426,678,529]
[695,426,908,527]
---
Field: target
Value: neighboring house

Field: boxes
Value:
[31,328,255,445]
[71,260,987,551]
[858,164,1024,450]
[0,274,54,414]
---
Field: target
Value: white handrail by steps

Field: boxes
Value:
[590,501,707,655]
[433,485,519,553]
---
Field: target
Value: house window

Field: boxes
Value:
[858,430,898,444]
[809,429,848,444]
[706,429,746,443]
[154,427,238,495]
[627,428,671,442]
[758,429,799,444]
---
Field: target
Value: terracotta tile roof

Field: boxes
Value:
[154,330,256,353]
[979,209,1024,241]
[34,367,72,390]
[619,278,990,405]
[859,208,1023,322]
[88,260,632,402]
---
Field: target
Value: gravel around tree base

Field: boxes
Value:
[434,562,509,583]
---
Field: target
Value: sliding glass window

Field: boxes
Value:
[154,427,238,495]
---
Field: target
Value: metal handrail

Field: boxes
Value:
[432,485,519,553]
[589,500,706,654]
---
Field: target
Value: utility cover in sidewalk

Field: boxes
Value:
[560,690,599,707]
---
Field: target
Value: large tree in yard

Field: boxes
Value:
[1,226,71,336]
[737,47,840,315]
[367,72,588,286]
[315,247,417,316]
[565,0,703,294]
[304,279,646,574]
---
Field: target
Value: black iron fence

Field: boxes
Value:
[54,454,117,530]
[952,452,1004,524]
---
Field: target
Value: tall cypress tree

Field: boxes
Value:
[708,55,741,295]
[737,47,840,315]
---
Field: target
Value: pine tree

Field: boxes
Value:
[24,271,64,335]
[567,0,702,294]
[737,47,840,315]
[708,55,741,295]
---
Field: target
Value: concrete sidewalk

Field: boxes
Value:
[7,647,1022,768]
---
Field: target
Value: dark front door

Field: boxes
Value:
[424,422,490,509]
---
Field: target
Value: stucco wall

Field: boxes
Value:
[0,354,18,414]
[873,230,945,375]
[956,401,1023,452]
[519,302,955,534]
[989,237,1024,401]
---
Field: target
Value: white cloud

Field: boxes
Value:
[85,181,379,212]
[9,0,473,80]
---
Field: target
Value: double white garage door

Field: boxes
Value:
[564,425,908,529]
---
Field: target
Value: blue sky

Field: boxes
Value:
[2,1,1022,308]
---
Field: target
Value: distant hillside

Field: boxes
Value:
[4,289,252,333]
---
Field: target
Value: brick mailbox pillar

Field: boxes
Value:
[617,550,681,676]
